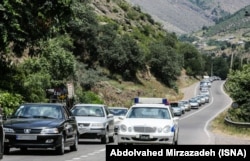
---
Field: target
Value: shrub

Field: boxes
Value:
[0,92,23,116]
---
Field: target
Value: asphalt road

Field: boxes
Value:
[178,80,232,144]
[3,80,242,161]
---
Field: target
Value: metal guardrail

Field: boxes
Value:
[224,116,250,128]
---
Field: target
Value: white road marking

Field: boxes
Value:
[66,148,106,161]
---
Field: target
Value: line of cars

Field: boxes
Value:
[0,78,216,155]
[1,102,130,157]
[68,101,180,146]
[168,77,215,117]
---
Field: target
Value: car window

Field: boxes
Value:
[104,106,110,116]
[62,106,70,119]
[109,108,128,116]
[13,104,62,119]
[71,106,105,117]
[127,107,170,119]
[170,103,178,107]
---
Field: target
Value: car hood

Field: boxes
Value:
[75,116,107,123]
[120,118,174,127]
[4,118,63,128]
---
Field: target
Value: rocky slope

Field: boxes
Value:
[126,0,250,34]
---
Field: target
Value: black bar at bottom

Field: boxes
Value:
[106,145,250,161]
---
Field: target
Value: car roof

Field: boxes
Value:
[74,104,106,107]
[108,107,127,109]
[21,103,64,106]
[132,103,170,108]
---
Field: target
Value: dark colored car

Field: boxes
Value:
[3,103,78,155]
[0,112,4,159]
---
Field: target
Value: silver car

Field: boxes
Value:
[189,98,199,109]
[108,107,128,134]
[71,104,115,144]
[170,102,182,116]
[179,100,191,111]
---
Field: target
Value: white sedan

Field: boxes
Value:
[117,103,179,145]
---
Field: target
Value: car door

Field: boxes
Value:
[62,106,77,142]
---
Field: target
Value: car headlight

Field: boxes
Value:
[4,127,14,133]
[41,128,59,134]
[157,127,163,133]
[120,124,127,132]
[120,124,133,132]
[78,123,86,128]
[162,125,171,133]
[91,123,105,128]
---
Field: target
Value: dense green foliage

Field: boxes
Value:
[226,64,250,122]
[227,64,250,105]
[0,0,73,56]
[148,34,182,88]
[0,0,212,112]
[177,42,205,76]
[0,92,23,116]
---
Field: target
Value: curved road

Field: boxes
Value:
[178,80,232,144]
[3,80,234,161]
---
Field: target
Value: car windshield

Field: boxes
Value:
[170,103,179,107]
[127,107,170,119]
[71,106,104,117]
[109,108,128,116]
[190,99,197,103]
[12,104,62,119]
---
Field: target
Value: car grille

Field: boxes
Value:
[133,126,156,133]
[79,123,90,127]
[14,129,42,134]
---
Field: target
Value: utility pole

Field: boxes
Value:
[211,59,213,77]
[230,52,234,71]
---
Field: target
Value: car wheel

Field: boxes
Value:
[4,146,10,154]
[173,138,178,145]
[55,135,65,155]
[109,133,115,143]
[101,132,109,144]
[70,133,78,151]
[173,130,179,145]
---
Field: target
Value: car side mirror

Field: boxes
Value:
[107,114,113,118]
[118,116,125,120]
[2,115,8,120]
[173,117,179,121]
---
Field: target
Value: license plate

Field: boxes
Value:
[79,127,90,133]
[139,135,150,140]
[16,135,37,140]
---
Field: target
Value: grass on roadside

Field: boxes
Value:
[210,109,250,138]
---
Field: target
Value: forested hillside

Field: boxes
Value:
[1,0,248,116]
[126,0,250,34]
